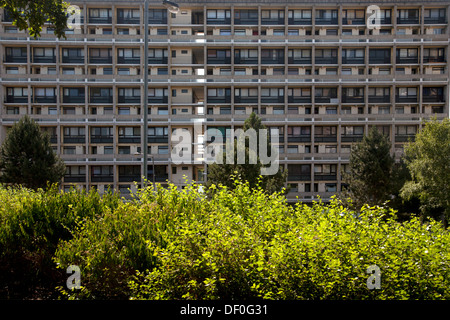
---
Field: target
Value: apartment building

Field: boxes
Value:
[0,0,448,202]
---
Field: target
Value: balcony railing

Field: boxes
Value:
[342,18,365,25]
[64,175,86,182]
[5,96,28,103]
[207,57,231,64]
[369,57,391,64]
[118,96,141,104]
[119,174,141,182]
[64,136,86,143]
[315,96,337,103]
[288,57,312,64]
[397,17,419,24]
[148,96,168,103]
[148,174,169,182]
[4,55,27,63]
[368,96,390,103]
[117,57,141,64]
[148,136,169,143]
[148,57,168,64]
[287,135,311,143]
[234,18,258,25]
[261,18,285,25]
[423,56,446,63]
[207,18,231,25]
[90,96,113,104]
[261,96,284,103]
[63,96,85,103]
[117,17,140,24]
[89,17,112,24]
[91,175,114,182]
[395,96,418,103]
[207,96,231,103]
[396,57,419,64]
[341,135,364,142]
[89,57,113,64]
[62,56,84,64]
[234,96,258,103]
[395,134,416,142]
[234,57,258,64]
[342,57,365,64]
[314,174,337,181]
[261,57,285,64]
[288,96,312,103]
[314,135,337,143]
[32,56,56,63]
[49,135,57,144]
[315,18,338,25]
[342,96,364,103]
[424,17,447,24]
[148,17,167,24]
[315,57,338,64]
[423,95,445,103]
[288,18,312,25]
[34,96,57,103]
[90,135,113,143]
[118,136,141,143]
[288,174,311,181]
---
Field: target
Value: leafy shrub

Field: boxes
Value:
[53,179,450,300]
[0,184,120,299]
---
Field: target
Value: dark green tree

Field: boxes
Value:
[0,115,65,189]
[206,112,287,194]
[1,0,69,38]
[401,118,450,226]
[341,126,401,210]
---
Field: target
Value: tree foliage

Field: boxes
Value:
[0,115,66,189]
[0,0,69,38]
[206,112,287,194]
[400,118,450,225]
[341,127,400,210]
[50,179,450,300]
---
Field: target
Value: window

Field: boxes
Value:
[287,145,298,154]
[118,68,130,75]
[118,107,130,115]
[63,147,76,155]
[207,9,231,20]
[220,107,231,114]
[148,127,169,138]
[5,26,18,33]
[157,68,168,75]
[118,146,131,154]
[158,146,169,154]
[325,183,337,192]
[157,28,168,35]
[62,68,75,75]
[273,107,284,115]
[6,67,19,74]
[157,107,169,115]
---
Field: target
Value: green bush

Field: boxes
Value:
[0,184,120,299]
[53,179,450,300]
